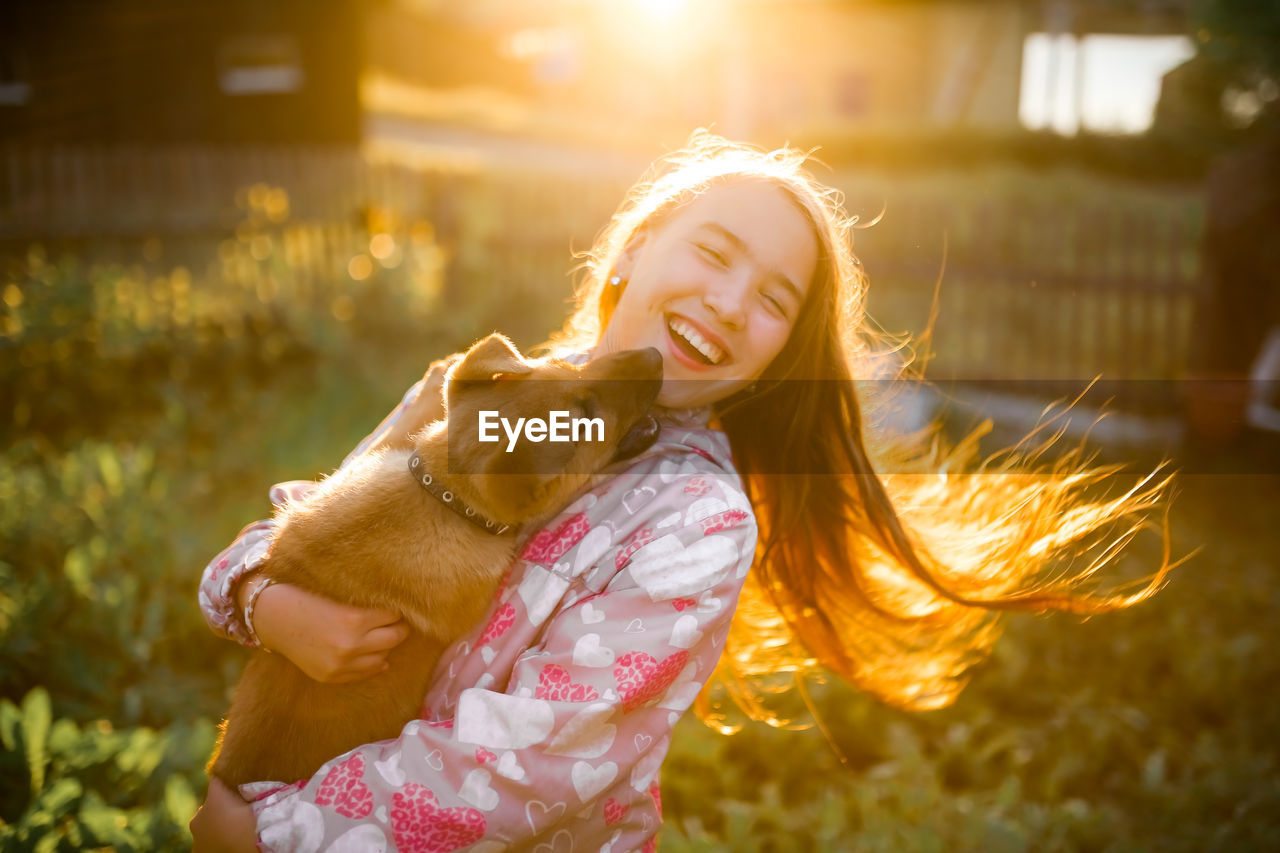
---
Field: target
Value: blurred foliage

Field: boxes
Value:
[0,174,1276,849]
[1194,0,1280,86]
[0,211,483,847]
[1150,0,1280,143]
[1,687,214,852]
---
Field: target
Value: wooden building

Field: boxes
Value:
[0,0,363,145]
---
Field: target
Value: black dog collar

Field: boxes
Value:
[407,452,512,536]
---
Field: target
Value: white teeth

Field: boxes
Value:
[668,318,724,365]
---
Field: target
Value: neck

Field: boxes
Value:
[409,426,513,537]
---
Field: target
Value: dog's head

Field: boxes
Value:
[438,334,663,524]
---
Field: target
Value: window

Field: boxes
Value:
[217,34,304,96]
[1019,32,1194,134]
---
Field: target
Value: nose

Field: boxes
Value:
[703,275,748,330]
[618,346,663,382]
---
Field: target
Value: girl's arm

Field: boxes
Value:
[242,468,755,851]
[197,379,427,679]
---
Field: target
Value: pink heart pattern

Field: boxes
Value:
[536,664,599,702]
[613,651,689,711]
[314,753,373,819]
[698,509,750,536]
[390,784,487,853]
[477,603,516,646]
[682,477,712,496]
[475,748,496,764]
[615,527,655,571]
[520,512,590,565]
[671,598,696,611]
[603,797,629,826]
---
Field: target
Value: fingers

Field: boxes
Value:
[348,605,404,631]
[326,653,393,684]
[338,605,404,645]
[250,583,411,683]
[324,605,407,682]
[317,612,406,683]
[324,618,407,682]
[363,620,412,652]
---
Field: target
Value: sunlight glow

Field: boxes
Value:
[642,0,688,22]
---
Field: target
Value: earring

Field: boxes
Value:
[609,275,624,287]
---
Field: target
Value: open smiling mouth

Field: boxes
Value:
[667,316,725,366]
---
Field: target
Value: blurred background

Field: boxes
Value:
[2,0,1278,849]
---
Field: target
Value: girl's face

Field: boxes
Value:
[597,181,818,408]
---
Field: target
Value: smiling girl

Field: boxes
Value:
[191,133,1173,851]
[595,179,815,408]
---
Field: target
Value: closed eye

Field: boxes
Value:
[763,291,789,318]
[695,243,729,267]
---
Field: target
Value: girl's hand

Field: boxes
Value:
[189,778,257,853]
[247,581,410,683]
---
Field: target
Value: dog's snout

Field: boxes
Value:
[604,346,662,380]
[624,347,663,401]
[633,347,662,376]
[592,347,663,408]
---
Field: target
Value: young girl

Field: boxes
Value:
[190,133,1172,851]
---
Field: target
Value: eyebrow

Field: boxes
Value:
[698,223,805,303]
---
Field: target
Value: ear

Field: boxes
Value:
[448,333,531,383]
[612,229,648,280]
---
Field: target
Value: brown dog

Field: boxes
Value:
[209,334,662,788]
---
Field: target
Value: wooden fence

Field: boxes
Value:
[0,146,1206,415]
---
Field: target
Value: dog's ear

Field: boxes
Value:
[448,334,532,384]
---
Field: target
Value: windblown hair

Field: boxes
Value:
[545,131,1176,722]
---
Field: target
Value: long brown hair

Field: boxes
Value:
[545,132,1177,720]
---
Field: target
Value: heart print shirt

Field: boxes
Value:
[198,380,757,852]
